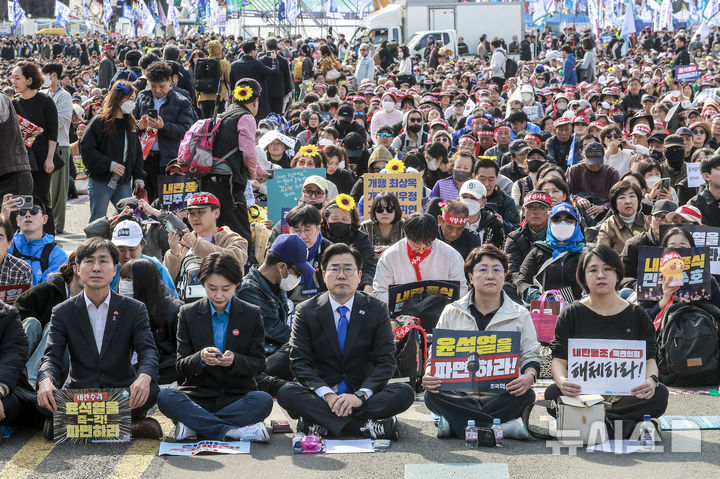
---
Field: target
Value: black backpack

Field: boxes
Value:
[397,291,454,333]
[194,58,221,94]
[391,315,427,392]
[10,242,56,272]
[504,55,518,79]
[656,302,720,387]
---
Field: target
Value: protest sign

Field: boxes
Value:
[568,339,646,395]
[53,389,131,444]
[0,284,30,305]
[661,224,720,275]
[158,175,199,211]
[16,114,44,147]
[636,246,710,301]
[266,168,325,224]
[387,280,460,317]
[675,65,699,82]
[72,154,87,179]
[363,173,422,220]
[158,440,250,456]
[431,330,520,392]
[279,207,293,234]
[686,162,705,188]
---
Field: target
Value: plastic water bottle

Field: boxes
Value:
[107,173,121,190]
[464,420,478,448]
[640,415,655,451]
[491,418,503,447]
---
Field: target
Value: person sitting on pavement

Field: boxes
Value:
[267,175,331,245]
[1,195,67,286]
[474,158,521,234]
[423,244,541,439]
[372,213,467,305]
[277,243,416,439]
[37,238,162,440]
[157,253,273,443]
[436,199,483,259]
[0,214,32,288]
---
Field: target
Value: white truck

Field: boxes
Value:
[352,0,525,59]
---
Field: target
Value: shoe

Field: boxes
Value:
[43,417,54,441]
[361,416,399,440]
[226,422,270,442]
[436,416,451,438]
[651,418,662,441]
[174,421,197,441]
[501,417,531,440]
[296,416,328,437]
[131,417,163,439]
[429,412,441,427]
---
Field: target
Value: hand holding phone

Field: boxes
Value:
[148,109,158,119]
[661,177,670,191]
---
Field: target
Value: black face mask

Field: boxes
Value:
[327,222,351,239]
[527,159,544,173]
[665,147,685,169]
[408,124,422,133]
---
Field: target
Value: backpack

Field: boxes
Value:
[177,116,238,176]
[391,315,428,392]
[194,58,221,94]
[504,55,518,79]
[397,290,454,333]
[176,254,206,303]
[10,242,56,272]
[656,302,720,387]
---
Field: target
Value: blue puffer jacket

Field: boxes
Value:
[9,232,68,286]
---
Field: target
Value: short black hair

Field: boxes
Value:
[145,61,172,83]
[197,252,243,285]
[125,50,142,66]
[75,237,120,266]
[474,158,500,176]
[464,244,508,281]
[700,154,720,175]
[320,242,363,271]
[506,110,528,124]
[608,180,642,214]
[0,214,13,241]
[426,141,448,160]
[139,53,161,70]
[576,244,624,292]
[242,41,257,54]
[370,191,402,224]
[403,213,437,244]
[41,62,63,78]
[286,203,322,227]
[661,226,696,248]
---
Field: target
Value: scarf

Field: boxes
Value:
[545,222,585,258]
[407,241,432,281]
[300,233,323,296]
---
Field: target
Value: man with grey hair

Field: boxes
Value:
[354,43,375,86]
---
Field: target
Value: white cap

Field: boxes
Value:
[459,179,487,200]
[520,84,534,94]
[111,220,143,247]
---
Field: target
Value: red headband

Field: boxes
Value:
[477,130,494,137]
[187,194,221,207]
[442,211,469,225]
[525,134,541,143]
[494,126,511,133]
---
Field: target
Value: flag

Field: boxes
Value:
[169,4,180,32]
[8,0,25,33]
[208,0,219,32]
[326,0,342,19]
[619,1,636,37]
[658,0,673,30]
[702,0,719,20]
[278,0,286,21]
[287,0,298,25]
[566,134,577,167]
[138,0,157,35]
[55,0,71,30]
[83,0,92,29]
[156,0,167,26]
[463,98,476,116]
[587,0,600,36]
[103,0,113,28]
[358,0,371,16]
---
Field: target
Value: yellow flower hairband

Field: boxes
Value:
[336,194,355,211]
[386,158,405,174]
[477,155,498,161]
[298,144,320,157]
[234,85,253,102]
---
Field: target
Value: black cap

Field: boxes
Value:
[651,199,678,216]
[509,139,532,155]
[664,134,685,148]
[583,142,605,164]
[527,148,547,159]
[337,104,354,120]
[343,132,364,158]
[648,132,668,144]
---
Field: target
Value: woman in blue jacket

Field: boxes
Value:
[561,44,577,86]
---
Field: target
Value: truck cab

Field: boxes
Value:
[406,30,457,60]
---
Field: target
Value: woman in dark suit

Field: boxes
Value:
[157,253,273,442]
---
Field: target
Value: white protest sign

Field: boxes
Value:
[158,440,250,456]
[687,162,705,188]
[568,339,646,395]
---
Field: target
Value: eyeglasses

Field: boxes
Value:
[608,133,622,139]
[377,132,393,138]
[302,189,325,198]
[408,118,422,123]
[692,129,706,135]
[374,205,395,214]
[289,225,318,235]
[326,266,358,276]
[653,213,670,222]
[550,216,575,224]
[473,266,505,275]
[19,207,41,216]
[585,266,616,277]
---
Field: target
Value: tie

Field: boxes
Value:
[336,306,351,394]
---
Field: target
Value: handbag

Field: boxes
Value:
[529,289,565,344]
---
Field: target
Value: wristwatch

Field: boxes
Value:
[354,390,368,407]
[528,371,538,384]
[649,374,660,386]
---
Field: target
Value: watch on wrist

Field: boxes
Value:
[528,371,538,384]
[354,390,367,406]
[649,374,660,386]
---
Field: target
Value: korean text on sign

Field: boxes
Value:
[363,173,422,220]
[53,388,131,444]
[568,339,646,396]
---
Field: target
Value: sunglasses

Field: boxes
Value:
[19,207,41,216]
[692,129,706,135]
[608,133,623,139]
[374,205,395,214]
[408,118,422,123]
[377,132,393,138]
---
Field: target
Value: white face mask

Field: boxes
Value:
[279,266,302,291]
[557,102,568,110]
[550,221,575,241]
[461,198,482,216]
[118,279,134,297]
[426,158,440,171]
[398,51,403,58]
[522,93,533,102]
[42,75,52,88]
[338,161,345,169]
[120,100,135,114]
[645,175,661,189]
[382,101,395,113]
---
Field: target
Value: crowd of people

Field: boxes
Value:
[3,21,720,446]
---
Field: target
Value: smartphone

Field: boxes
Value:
[16,195,34,209]
[148,109,158,119]
[213,352,223,358]
[162,212,187,238]
[661,178,670,191]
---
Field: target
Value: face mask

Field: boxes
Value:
[398,51,403,58]
[522,93,533,102]
[118,280,134,297]
[408,124,422,133]
[42,75,52,88]
[338,161,345,169]
[461,198,482,216]
[550,221,576,241]
[426,159,439,171]
[527,159,544,173]
[645,175,661,189]
[279,266,302,291]
[120,100,135,114]
[327,221,351,238]
[556,102,567,110]
[382,101,395,113]
[612,114,625,123]
[453,170,471,183]
[665,147,684,169]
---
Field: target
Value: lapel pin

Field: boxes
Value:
[112,311,118,321]
[232,329,240,336]
[359,310,365,315]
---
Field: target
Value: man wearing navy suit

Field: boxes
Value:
[229,41,278,120]
[37,238,162,439]
[277,243,415,439]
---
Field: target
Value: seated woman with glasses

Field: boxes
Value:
[545,244,669,440]
[422,244,541,440]
[360,192,405,259]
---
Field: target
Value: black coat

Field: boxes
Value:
[80,117,145,184]
[0,303,29,393]
[229,55,278,119]
[258,52,293,98]
[322,228,377,288]
[176,297,266,400]
[439,226,483,259]
[505,223,546,287]
[14,274,68,327]
[517,243,583,301]
[620,230,657,289]
[151,296,183,385]
[545,135,582,171]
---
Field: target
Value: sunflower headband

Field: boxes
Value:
[477,155,498,161]
[298,144,320,157]
[234,85,254,102]
[386,159,405,174]
[335,194,355,211]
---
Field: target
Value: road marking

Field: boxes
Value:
[106,412,173,479]
[0,432,55,479]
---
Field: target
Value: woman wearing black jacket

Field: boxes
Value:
[120,258,182,385]
[80,80,145,222]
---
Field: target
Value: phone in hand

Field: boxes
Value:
[213,352,223,358]
[661,178,670,191]
[162,212,187,239]
[148,109,158,119]
[16,195,34,209]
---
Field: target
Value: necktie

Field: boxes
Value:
[336,305,351,394]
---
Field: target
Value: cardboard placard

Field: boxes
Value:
[636,246,710,301]
[660,224,720,275]
[16,114,44,147]
[53,388,131,444]
[568,339,646,396]
[362,173,422,220]
[387,280,460,317]
[675,65,699,83]
[431,330,520,392]
[0,283,30,305]
[686,162,705,188]
[157,175,199,211]
[72,153,87,179]
[266,168,326,224]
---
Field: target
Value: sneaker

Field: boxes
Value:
[131,417,163,439]
[296,417,328,437]
[501,417,531,440]
[361,417,399,440]
[174,421,197,441]
[226,422,270,443]
[436,416,451,438]
[429,412,441,427]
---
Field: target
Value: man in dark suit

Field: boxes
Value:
[157,253,273,442]
[229,41,278,120]
[277,243,415,439]
[37,238,162,439]
[257,38,293,115]
[97,44,116,89]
